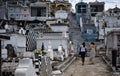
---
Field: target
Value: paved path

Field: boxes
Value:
[53,57,116,76]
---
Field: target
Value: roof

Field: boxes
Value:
[89,2,105,5]
[30,2,47,7]
[107,30,120,36]
[75,2,87,6]
[107,6,120,12]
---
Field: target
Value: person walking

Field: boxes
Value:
[89,42,96,64]
[79,42,87,65]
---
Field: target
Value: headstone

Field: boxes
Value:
[48,45,53,60]
[2,49,7,59]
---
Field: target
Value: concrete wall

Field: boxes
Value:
[46,20,56,26]
[37,38,67,50]
[30,2,49,21]
[96,14,120,39]
[3,34,26,53]
[8,6,30,20]
[51,25,68,32]
[0,5,6,19]
[37,36,69,57]
[106,31,120,64]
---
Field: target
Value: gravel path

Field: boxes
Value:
[53,57,116,76]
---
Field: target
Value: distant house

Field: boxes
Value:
[30,1,50,21]
[75,2,88,24]
[50,0,71,17]
[75,1,100,41]
[89,1,105,17]
[96,6,120,40]
[2,34,26,56]
[7,1,30,20]
[75,1,105,25]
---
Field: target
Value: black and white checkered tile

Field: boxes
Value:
[33,58,41,75]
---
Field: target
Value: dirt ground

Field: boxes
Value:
[53,57,118,76]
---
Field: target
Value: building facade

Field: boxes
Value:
[50,0,71,17]
[30,1,51,21]
[75,2,89,24]
[106,30,120,68]
[96,6,120,40]
[75,1,98,41]
[7,1,31,20]
[89,1,105,17]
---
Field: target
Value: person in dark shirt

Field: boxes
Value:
[79,42,87,65]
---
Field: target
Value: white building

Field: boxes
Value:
[7,1,52,21]
[36,23,70,58]
[7,1,30,20]
[2,34,26,56]
[95,6,120,40]
[30,1,50,21]
[15,58,37,76]
[106,30,120,67]
[50,23,69,32]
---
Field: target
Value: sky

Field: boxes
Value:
[69,0,120,12]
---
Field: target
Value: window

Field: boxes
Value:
[118,35,120,42]
[37,7,46,16]
[35,65,39,68]
[57,19,62,23]
[10,14,13,16]
[77,5,81,13]
[24,8,26,11]
[15,7,21,13]
[31,7,46,17]
[10,8,13,11]
[77,5,87,13]
[9,7,14,13]
[24,15,26,17]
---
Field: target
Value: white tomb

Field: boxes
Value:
[15,58,37,76]
[47,42,54,60]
